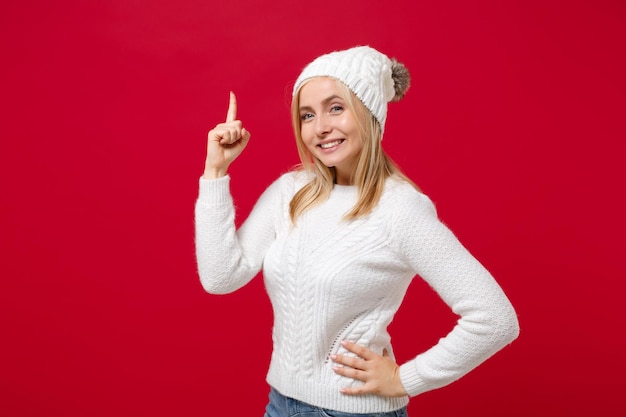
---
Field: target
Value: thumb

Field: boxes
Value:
[242,127,251,141]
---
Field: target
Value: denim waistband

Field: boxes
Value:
[263,387,408,417]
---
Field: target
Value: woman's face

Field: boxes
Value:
[298,77,363,185]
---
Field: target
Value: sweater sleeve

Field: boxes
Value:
[395,191,520,397]
[194,175,281,294]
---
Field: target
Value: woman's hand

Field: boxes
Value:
[203,92,251,179]
[331,341,408,397]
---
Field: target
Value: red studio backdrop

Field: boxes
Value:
[1,1,624,416]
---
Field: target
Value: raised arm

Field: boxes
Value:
[195,93,276,294]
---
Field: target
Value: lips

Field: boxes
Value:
[319,139,344,149]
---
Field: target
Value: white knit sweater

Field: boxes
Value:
[195,172,519,413]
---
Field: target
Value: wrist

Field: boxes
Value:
[202,166,227,179]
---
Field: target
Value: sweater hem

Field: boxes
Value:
[267,371,409,414]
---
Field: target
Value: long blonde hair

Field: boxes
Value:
[289,77,417,223]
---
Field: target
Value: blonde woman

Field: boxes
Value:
[195,46,519,417]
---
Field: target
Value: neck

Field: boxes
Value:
[333,168,353,185]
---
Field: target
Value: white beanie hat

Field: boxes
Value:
[293,45,410,133]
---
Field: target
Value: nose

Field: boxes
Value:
[314,114,331,137]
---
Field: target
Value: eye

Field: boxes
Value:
[300,112,314,121]
[330,105,344,113]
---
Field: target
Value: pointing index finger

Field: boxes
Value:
[226,91,237,122]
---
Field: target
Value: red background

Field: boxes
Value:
[1,1,624,416]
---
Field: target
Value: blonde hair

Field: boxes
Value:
[289,77,417,223]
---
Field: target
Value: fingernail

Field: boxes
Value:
[330,354,337,360]
[340,340,348,346]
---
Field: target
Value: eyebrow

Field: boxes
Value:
[299,95,343,112]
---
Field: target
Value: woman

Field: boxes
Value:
[195,46,519,417]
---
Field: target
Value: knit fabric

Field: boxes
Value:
[195,172,519,414]
[293,46,396,131]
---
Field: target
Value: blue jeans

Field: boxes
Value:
[263,387,408,417]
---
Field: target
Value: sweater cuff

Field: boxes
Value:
[399,361,430,397]
[197,175,232,206]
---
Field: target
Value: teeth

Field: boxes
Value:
[320,140,342,149]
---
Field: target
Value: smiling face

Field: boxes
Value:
[297,77,364,185]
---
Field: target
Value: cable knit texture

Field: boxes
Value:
[195,172,519,413]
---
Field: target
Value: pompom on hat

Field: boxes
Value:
[293,45,410,133]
